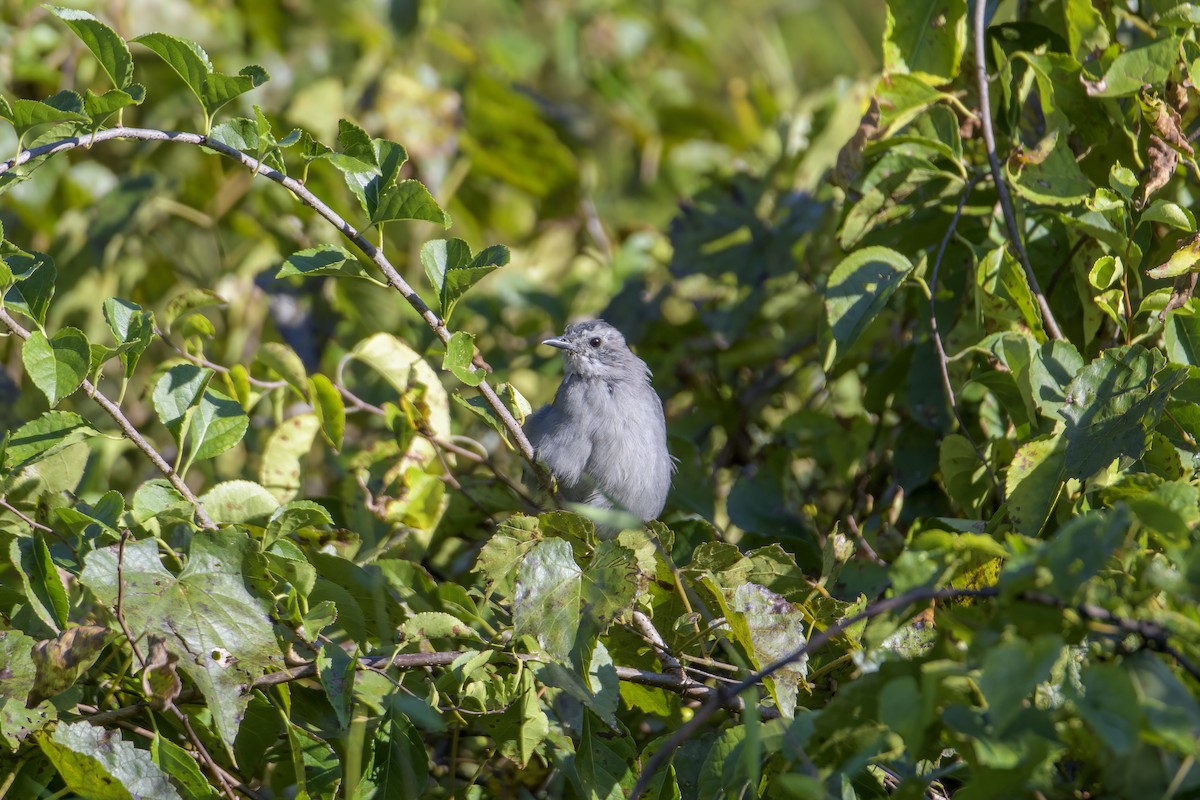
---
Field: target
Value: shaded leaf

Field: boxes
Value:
[38,721,184,800]
[823,246,912,367]
[79,533,282,752]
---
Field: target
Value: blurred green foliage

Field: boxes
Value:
[2,0,1199,798]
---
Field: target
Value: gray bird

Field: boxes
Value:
[524,319,672,524]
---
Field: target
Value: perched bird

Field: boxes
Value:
[524,319,672,523]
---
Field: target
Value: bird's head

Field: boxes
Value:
[542,319,649,381]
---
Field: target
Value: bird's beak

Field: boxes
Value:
[542,337,571,351]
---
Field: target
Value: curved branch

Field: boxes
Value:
[0,126,539,465]
[631,586,998,799]
[972,1,1064,341]
[631,584,1200,798]
[927,174,1003,502]
[0,307,218,530]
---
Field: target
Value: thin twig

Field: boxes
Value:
[1021,591,1200,683]
[0,497,54,533]
[631,611,686,682]
[927,174,1003,502]
[155,326,287,390]
[115,531,146,669]
[0,128,541,466]
[174,708,240,800]
[0,307,218,530]
[972,1,1063,341]
[73,707,266,800]
[0,495,81,561]
[631,586,998,799]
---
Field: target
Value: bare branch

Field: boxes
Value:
[0,128,540,466]
[927,174,1003,502]
[631,586,998,799]
[972,2,1064,341]
[630,611,685,682]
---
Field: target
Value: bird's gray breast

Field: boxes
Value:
[566,376,671,519]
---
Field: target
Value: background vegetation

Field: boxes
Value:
[0,0,1198,798]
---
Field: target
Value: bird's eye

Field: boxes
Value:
[589,337,602,348]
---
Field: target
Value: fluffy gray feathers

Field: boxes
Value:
[524,320,672,522]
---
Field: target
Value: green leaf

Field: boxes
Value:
[207,116,260,153]
[54,491,124,538]
[102,298,155,384]
[1060,346,1185,479]
[3,251,56,327]
[420,238,510,322]
[316,642,356,730]
[512,539,640,667]
[1027,339,1085,420]
[1146,234,1200,280]
[21,328,91,407]
[4,411,97,472]
[260,414,321,503]
[82,85,146,125]
[1085,36,1182,97]
[348,333,451,441]
[152,364,212,445]
[728,583,808,719]
[976,634,1063,732]
[512,539,583,661]
[38,721,184,800]
[443,330,486,386]
[1088,255,1123,291]
[186,389,249,465]
[284,718,342,799]
[152,735,221,800]
[276,244,370,280]
[301,600,338,642]
[199,480,281,524]
[1004,507,1129,599]
[134,34,269,124]
[823,246,913,367]
[577,710,637,800]
[1007,131,1093,207]
[161,287,225,335]
[400,612,482,642]
[209,64,266,119]
[1073,662,1143,754]
[1139,199,1195,231]
[45,6,134,89]
[356,700,429,797]
[308,374,345,450]
[369,179,451,228]
[11,532,69,633]
[134,33,210,99]
[0,93,89,141]
[131,480,193,526]
[882,0,967,85]
[474,519,540,600]
[79,532,282,753]
[1165,313,1200,366]
[1006,434,1066,536]
[256,342,308,398]
[265,539,316,598]
[939,434,991,513]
